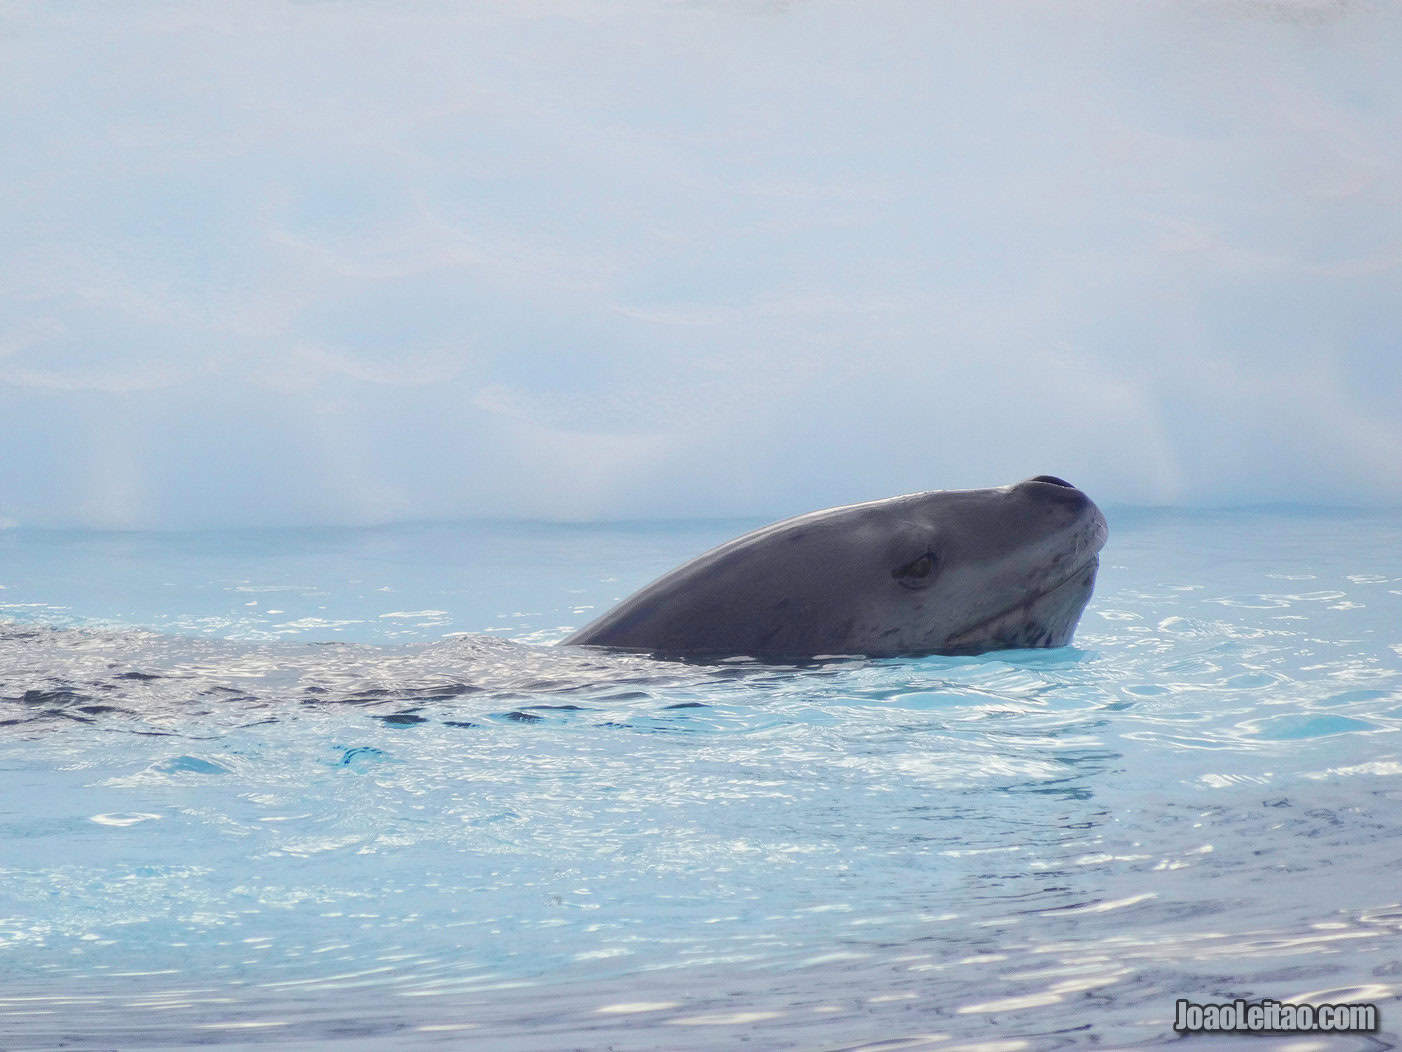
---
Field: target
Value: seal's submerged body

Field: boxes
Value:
[563,476,1108,661]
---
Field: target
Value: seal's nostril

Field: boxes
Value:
[1029,475,1074,489]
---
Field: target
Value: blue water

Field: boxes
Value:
[2,509,1401,1049]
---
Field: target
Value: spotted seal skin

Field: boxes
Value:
[562,476,1108,661]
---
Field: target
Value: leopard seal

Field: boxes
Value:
[562,476,1108,661]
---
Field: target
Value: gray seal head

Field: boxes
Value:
[562,476,1108,661]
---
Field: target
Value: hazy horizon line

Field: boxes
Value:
[3,501,1399,537]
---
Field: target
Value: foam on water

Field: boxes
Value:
[1,509,1401,1048]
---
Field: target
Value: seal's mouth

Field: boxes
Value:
[944,556,1100,651]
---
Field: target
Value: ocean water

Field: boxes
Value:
[1,508,1401,1050]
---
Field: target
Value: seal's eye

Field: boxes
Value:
[893,552,938,590]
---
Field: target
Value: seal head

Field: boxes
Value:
[563,477,1108,661]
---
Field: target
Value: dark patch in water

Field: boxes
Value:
[116,671,163,681]
[344,688,393,702]
[663,701,708,709]
[17,688,89,707]
[408,682,477,698]
[337,683,478,706]
[444,720,481,729]
[396,684,478,703]
[376,711,428,726]
[522,704,589,712]
[498,710,544,723]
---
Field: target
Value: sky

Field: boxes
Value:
[2,0,1399,528]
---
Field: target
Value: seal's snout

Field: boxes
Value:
[1015,475,1107,553]
[1017,474,1091,509]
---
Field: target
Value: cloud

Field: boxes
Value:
[0,0,1399,527]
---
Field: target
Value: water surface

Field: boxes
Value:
[2,509,1400,1049]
